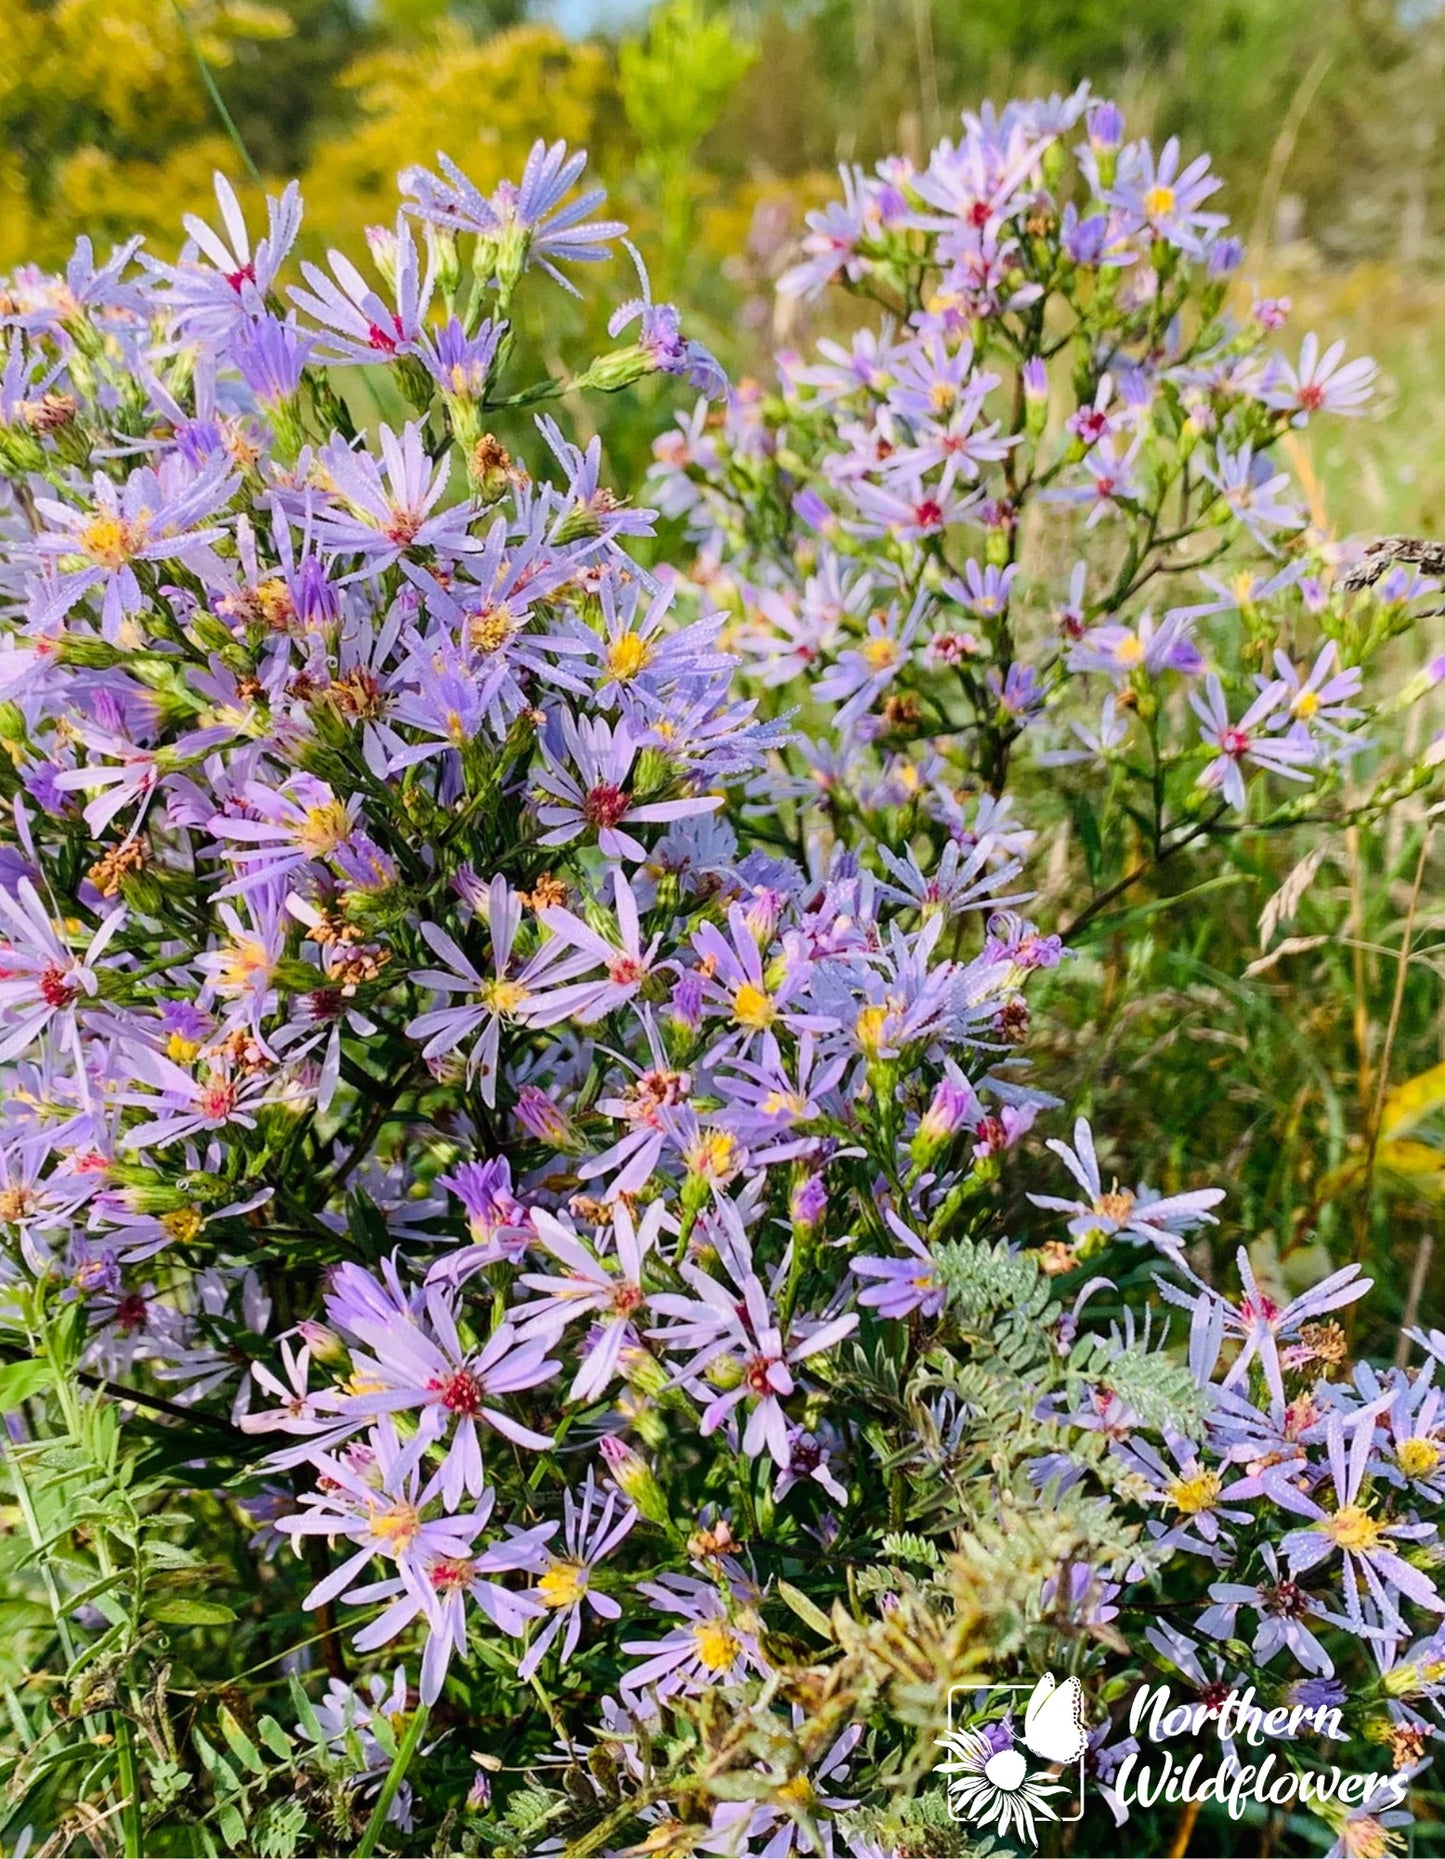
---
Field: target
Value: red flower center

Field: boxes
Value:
[583,783,631,829]
[38,964,77,1008]
[434,1368,485,1416]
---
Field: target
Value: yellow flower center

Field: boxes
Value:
[538,1560,588,1609]
[1094,1188,1136,1223]
[161,1206,204,1243]
[862,637,901,672]
[606,634,652,681]
[0,1188,38,1222]
[480,977,531,1016]
[297,800,352,857]
[1144,184,1177,219]
[688,1131,740,1181]
[1339,1813,1396,1859]
[1397,1438,1442,1480]
[1292,688,1321,719]
[1167,1469,1222,1515]
[256,578,296,630]
[692,1619,742,1673]
[778,1775,817,1810]
[855,1003,890,1056]
[731,982,777,1030]
[469,605,516,654]
[370,1501,421,1552]
[217,939,270,993]
[1325,1504,1384,1552]
[81,512,150,569]
[167,1032,201,1064]
[1114,634,1145,667]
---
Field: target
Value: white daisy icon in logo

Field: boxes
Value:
[936,1673,1089,1848]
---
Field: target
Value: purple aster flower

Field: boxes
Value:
[404,878,591,1102]
[209,772,361,898]
[943,559,1018,618]
[290,214,433,365]
[1259,333,1377,423]
[517,1469,636,1680]
[620,1571,769,1701]
[535,714,722,863]
[514,1200,666,1402]
[608,245,726,397]
[1029,1117,1224,1257]
[1191,675,1316,809]
[1266,1413,1445,1635]
[1162,1247,1369,1410]
[145,173,302,339]
[328,1285,559,1509]
[29,457,234,640]
[1110,136,1226,253]
[231,315,313,406]
[851,1211,945,1319]
[0,879,124,1068]
[1197,441,1304,545]
[413,316,503,402]
[401,141,625,296]
[1066,608,1204,681]
[1198,1547,1328,1675]
[312,424,474,571]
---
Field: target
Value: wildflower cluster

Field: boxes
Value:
[0,96,1442,1859]
[651,87,1441,904]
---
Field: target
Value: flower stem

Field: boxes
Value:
[355,1703,429,1858]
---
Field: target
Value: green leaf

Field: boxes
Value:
[289,1675,324,1746]
[257,1715,294,1762]
[150,1597,237,1626]
[0,1358,53,1409]
[776,1579,834,1642]
[219,1706,264,1775]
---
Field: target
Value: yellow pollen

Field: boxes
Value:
[256,579,296,629]
[345,1371,386,1398]
[929,380,957,414]
[1144,184,1177,219]
[777,1775,816,1810]
[480,977,530,1016]
[297,800,352,857]
[370,1501,421,1551]
[161,1206,204,1243]
[217,939,270,993]
[855,1003,890,1056]
[1114,634,1145,668]
[1292,688,1321,719]
[1397,1438,1442,1480]
[81,512,150,569]
[761,1089,807,1118]
[606,634,653,681]
[689,1132,739,1180]
[0,1188,38,1222]
[692,1619,742,1673]
[538,1560,588,1609]
[1325,1504,1384,1552]
[1167,1468,1222,1515]
[469,606,515,654]
[862,637,901,672]
[167,1032,201,1064]
[1094,1187,1136,1223]
[731,982,777,1030]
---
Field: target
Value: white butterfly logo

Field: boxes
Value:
[935,1672,1089,1845]
[1021,1671,1089,1765]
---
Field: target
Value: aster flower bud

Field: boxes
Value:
[598,1436,669,1526]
